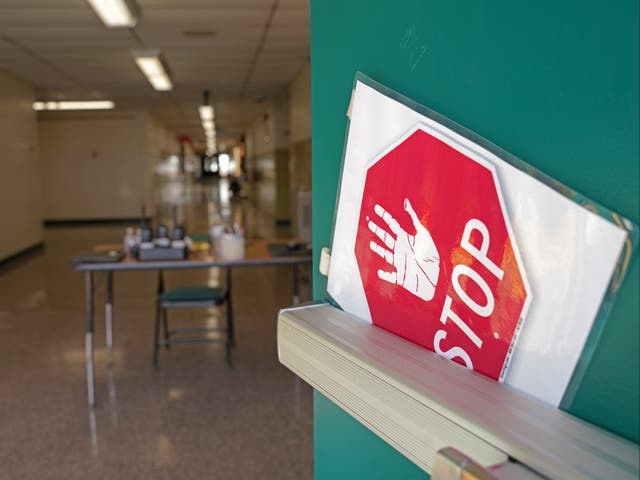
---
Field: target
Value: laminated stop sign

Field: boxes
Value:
[355,127,531,381]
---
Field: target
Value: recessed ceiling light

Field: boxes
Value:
[199,105,214,121]
[86,0,139,28]
[33,100,115,111]
[131,50,173,91]
[200,90,217,153]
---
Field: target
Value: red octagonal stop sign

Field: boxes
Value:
[355,127,531,381]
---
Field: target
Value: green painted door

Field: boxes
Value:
[311,0,638,478]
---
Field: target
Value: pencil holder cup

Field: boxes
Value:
[220,234,245,260]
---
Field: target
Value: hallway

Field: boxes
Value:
[0,178,313,479]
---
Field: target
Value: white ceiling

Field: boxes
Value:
[0,0,310,149]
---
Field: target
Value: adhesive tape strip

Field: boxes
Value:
[319,247,331,276]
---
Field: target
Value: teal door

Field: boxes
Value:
[311,1,639,478]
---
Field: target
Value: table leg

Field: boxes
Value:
[226,267,235,349]
[85,271,95,406]
[88,409,99,456]
[107,364,118,427]
[157,270,169,348]
[292,264,300,306]
[105,271,114,363]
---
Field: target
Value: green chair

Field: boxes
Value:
[153,276,234,368]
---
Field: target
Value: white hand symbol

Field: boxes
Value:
[367,198,440,301]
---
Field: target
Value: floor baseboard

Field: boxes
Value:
[0,242,45,271]
[44,217,151,227]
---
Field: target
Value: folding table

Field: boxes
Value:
[73,239,312,406]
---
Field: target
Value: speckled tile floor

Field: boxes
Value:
[0,178,313,479]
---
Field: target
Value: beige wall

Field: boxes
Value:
[273,91,291,222]
[242,62,312,226]
[245,103,276,159]
[245,103,277,216]
[0,70,42,261]
[289,62,312,192]
[290,63,311,143]
[289,63,312,236]
[148,116,180,165]
[147,116,181,208]
[39,110,156,220]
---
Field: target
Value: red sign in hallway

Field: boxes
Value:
[354,128,530,381]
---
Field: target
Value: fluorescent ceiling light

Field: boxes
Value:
[199,91,216,154]
[199,105,214,121]
[199,91,216,152]
[87,0,139,28]
[33,100,115,111]
[132,50,173,91]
